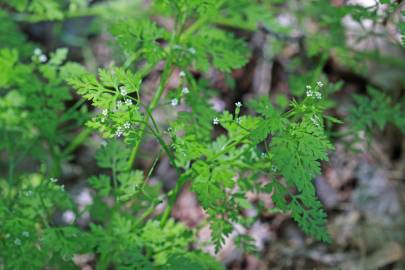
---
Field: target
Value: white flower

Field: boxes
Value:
[182,87,189,94]
[22,231,30,237]
[102,109,108,116]
[34,48,42,55]
[213,117,219,125]
[115,127,123,138]
[101,117,105,123]
[124,121,131,129]
[306,90,313,97]
[311,116,320,127]
[119,86,127,96]
[315,91,322,99]
[117,100,123,107]
[171,99,178,106]
[306,85,312,90]
[179,71,186,77]
[14,238,21,246]
[235,101,242,108]
[39,54,47,63]
[50,177,58,183]
[125,99,133,105]
[62,210,76,224]
[317,81,324,88]
[188,47,196,54]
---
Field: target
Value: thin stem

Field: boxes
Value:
[5,132,15,187]
[60,98,86,122]
[144,108,179,173]
[134,201,160,228]
[63,128,93,156]
[160,173,189,227]
[126,19,179,171]
[126,62,174,171]
[181,0,225,41]
[112,155,118,192]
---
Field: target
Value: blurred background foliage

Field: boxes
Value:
[1,0,405,269]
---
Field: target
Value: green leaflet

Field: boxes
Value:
[187,29,250,72]
[349,87,405,135]
[110,19,169,63]
[271,121,333,193]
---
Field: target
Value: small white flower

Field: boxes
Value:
[115,127,123,138]
[306,85,312,90]
[182,87,189,94]
[119,86,127,96]
[179,71,186,77]
[235,101,242,108]
[213,117,219,125]
[124,121,131,129]
[22,231,30,237]
[125,99,133,105]
[39,54,47,63]
[315,91,322,99]
[14,238,21,246]
[117,100,123,107]
[188,47,196,54]
[62,210,76,224]
[317,81,324,88]
[50,177,58,183]
[171,99,178,106]
[34,48,42,55]
[101,117,105,123]
[306,90,313,97]
[102,109,108,116]
[311,116,320,127]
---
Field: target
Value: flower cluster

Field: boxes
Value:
[213,117,219,125]
[182,87,189,95]
[310,115,321,127]
[171,99,178,106]
[306,83,323,100]
[120,86,128,96]
[33,48,47,63]
[115,121,132,138]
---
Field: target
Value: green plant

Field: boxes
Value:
[65,0,334,255]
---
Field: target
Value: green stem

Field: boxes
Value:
[134,200,160,228]
[208,134,250,162]
[144,108,179,173]
[63,128,93,157]
[5,132,15,187]
[181,0,225,41]
[7,159,14,188]
[126,56,174,171]
[160,173,189,227]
